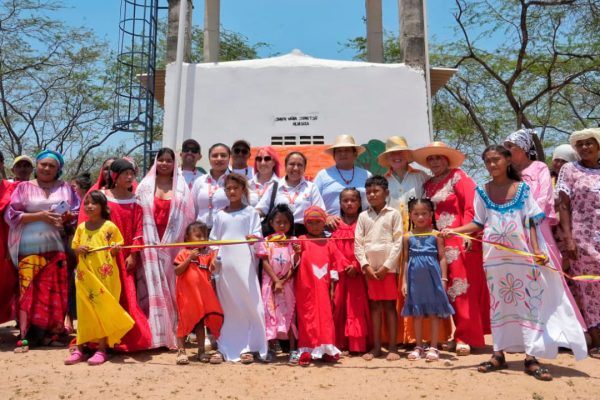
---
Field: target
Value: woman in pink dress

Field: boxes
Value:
[412,142,490,356]
[6,150,80,349]
[556,128,600,355]
[504,129,585,329]
[0,167,17,324]
[136,148,195,349]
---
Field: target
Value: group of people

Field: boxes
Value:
[0,128,598,379]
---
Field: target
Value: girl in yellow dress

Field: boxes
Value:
[65,191,134,365]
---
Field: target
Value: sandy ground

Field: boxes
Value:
[0,322,597,400]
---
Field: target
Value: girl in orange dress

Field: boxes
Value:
[173,221,223,365]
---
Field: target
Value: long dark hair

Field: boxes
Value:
[339,187,362,218]
[156,147,175,161]
[267,203,295,236]
[407,197,437,230]
[84,190,111,220]
[482,145,521,182]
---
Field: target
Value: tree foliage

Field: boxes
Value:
[344,0,600,164]
[0,0,119,176]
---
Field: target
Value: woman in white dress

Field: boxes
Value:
[210,173,267,363]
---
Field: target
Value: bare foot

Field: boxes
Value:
[362,348,382,361]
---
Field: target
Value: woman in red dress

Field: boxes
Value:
[412,142,490,356]
[0,166,17,323]
[87,158,152,351]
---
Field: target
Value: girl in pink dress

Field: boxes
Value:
[256,204,299,363]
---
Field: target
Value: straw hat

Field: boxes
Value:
[325,134,366,156]
[412,141,466,169]
[376,136,413,167]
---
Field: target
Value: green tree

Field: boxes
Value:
[0,0,119,176]
[344,0,600,164]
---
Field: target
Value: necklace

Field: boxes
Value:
[336,166,355,185]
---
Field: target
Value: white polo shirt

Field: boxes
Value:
[256,178,325,224]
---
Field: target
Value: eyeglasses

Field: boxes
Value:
[255,156,272,162]
[182,147,200,154]
[233,148,249,155]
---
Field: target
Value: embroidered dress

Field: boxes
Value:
[556,161,600,329]
[401,234,454,318]
[174,249,223,338]
[136,159,195,349]
[89,194,152,352]
[6,181,79,340]
[210,206,267,361]
[72,221,134,347]
[256,235,297,340]
[521,161,586,330]
[295,236,341,359]
[331,221,371,352]
[424,168,489,347]
[474,183,587,360]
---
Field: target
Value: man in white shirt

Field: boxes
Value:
[179,139,203,189]
[231,139,254,179]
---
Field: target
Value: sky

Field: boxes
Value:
[58,0,459,61]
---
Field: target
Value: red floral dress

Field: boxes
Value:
[424,168,490,346]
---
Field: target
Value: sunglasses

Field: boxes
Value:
[233,148,249,155]
[182,147,200,154]
[255,156,272,162]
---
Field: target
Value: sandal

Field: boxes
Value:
[64,350,86,365]
[87,350,108,366]
[589,346,600,359]
[362,350,381,361]
[524,358,553,381]
[456,342,471,356]
[288,350,300,365]
[407,346,424,361]
[425,347,439,362]
[176,349,189,365]
[240,352,254,364]
[13,339,29,353]
[209,351,224,364]
[322,353,339,363]
[42,335,67,348]
[386,351,401,361]
[197,352,211,363]
[478,354,508,373]
[298,351,311,367]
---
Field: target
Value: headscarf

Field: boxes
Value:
[35,150,64,175]
[504,128,537,152]
[552,144,579,162]
[303,205,327,223]
[569,128,600,148]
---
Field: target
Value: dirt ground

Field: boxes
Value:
[0,322,597,400]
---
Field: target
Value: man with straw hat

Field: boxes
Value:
[314,134,371,229]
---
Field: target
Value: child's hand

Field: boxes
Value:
[283,269,293,282]
[110,244,122,256]
[272,279,284,294]
[76,245,90,256]
[442,279,448,291]
[345,265,357,278]
[401,282,408,297]
[292,242,301,254]
[440,228,453,239]
[374,267,388,280]
[245,234,261,241]
[188,248,201,261]
[463,237,473,252]
[363,265,377,280]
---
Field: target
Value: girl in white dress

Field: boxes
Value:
[210,173,267,363]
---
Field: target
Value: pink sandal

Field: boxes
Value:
[64,350,86,365]
[87,351,108,365]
